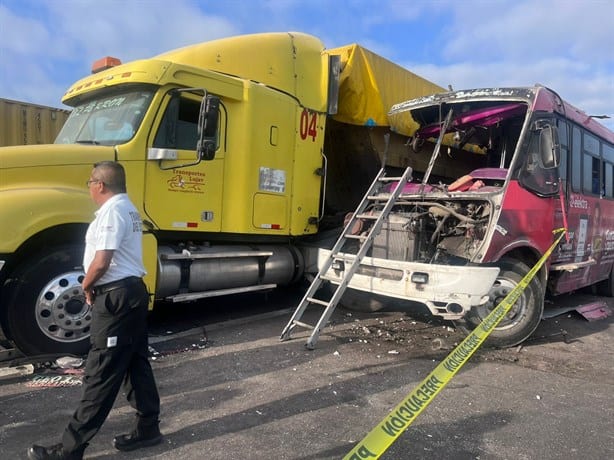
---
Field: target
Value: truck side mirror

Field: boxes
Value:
[197,94,220,161]
[539,124,560,169]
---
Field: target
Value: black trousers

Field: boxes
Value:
[62,279,160,453]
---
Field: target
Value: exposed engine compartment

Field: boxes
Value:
[370,198,493,265]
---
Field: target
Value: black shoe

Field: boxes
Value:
[27,443,84,460]
[113,429,163,452]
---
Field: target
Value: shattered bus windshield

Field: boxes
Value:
[389,91,532,192]
[55,89,154,145]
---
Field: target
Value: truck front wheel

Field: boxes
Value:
[5,244,91,356]
[456,258,544,348]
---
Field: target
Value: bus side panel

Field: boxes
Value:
[552,192,614,293]
[484,181,557,262]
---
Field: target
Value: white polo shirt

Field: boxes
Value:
[83,193,146,286]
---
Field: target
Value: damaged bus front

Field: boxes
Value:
[321,86,570,347]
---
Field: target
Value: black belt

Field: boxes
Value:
[93,276,142,295]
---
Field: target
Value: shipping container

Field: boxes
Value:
[0,98,70,146]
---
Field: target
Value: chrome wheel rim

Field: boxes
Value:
[478,277,526,330]
[35,270,92,343]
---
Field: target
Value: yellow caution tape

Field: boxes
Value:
[345,228,566,460]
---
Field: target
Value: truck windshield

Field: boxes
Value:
[55,89,154,145]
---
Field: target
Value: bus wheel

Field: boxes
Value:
[456,258,544,348]
[5,244,91,357]
[596,266,614,297]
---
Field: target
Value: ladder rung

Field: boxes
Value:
[333,254,356,261]
[356,214,378,220]
[344,234,367,240]
[306,297,330,307]
[293,320,315,330]
[378,176,404,182]
[367,194,389,200]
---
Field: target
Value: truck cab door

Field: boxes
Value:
[144,92,224,232]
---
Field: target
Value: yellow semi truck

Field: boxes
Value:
[0,32,452,356]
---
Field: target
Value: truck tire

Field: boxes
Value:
[5,244,91,356]
[596,266,614,297]
[456,258,544,348]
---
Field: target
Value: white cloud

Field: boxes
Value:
[0,0,240,107]
[393,0,614,130]
[43,0,239,62]
[0,5,52,56]
[0,0,611,132]
[442,0,614,63]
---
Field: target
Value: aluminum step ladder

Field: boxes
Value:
[280,166,413,349]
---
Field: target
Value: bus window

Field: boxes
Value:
[557,119,569,182]
[604,144,614,198]
[571,126,582,191]
[583,155,601,195]
[582,132,601,195]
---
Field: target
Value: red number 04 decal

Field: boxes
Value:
[300,109,318,141]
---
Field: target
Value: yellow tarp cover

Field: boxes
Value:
[326,44,445,136]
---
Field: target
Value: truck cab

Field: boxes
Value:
[0,33,331,356]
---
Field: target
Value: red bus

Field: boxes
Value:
[339,85,613,347]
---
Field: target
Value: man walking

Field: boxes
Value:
[28,161,161,459]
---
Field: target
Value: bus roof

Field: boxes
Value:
[390,85,613,144]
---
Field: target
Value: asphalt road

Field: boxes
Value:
[1,289,613,459]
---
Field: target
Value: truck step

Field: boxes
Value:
[166,283,277,302]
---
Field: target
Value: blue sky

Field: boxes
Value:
[1,0,613,130]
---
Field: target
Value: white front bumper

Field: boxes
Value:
[317,249,500,319]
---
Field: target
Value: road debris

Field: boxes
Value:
[576,301,612,321]
[0,363,34,381]
[56,356,84,369]
[431,338,453,351]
